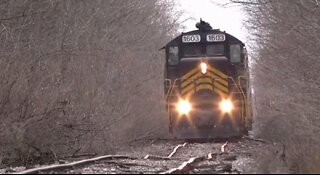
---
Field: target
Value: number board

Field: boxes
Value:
[206,34,226,42]
[182,34,201,43]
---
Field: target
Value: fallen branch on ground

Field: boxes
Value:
[207,153,214,160]
[221,142,228,153]
[160,157,205,174]
[14,155,138,174]
[167,142,187,158]
[144,155,171,160]
[144,142,187,161]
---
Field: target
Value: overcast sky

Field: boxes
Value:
[176,0,247,43]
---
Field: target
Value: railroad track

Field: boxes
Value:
[10,137,277,174]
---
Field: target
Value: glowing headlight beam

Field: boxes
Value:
[177,100,192,115]
[200,62,207,74]
[219,99,233,114]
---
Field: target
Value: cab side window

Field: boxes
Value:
[230,44,241,63]
[168,46,179,65]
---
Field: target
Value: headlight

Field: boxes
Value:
[200,62,207,74]
[219,99,233,114]
[176,100,192,115]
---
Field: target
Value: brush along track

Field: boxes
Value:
[11,137,289,174]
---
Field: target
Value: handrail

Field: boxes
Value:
[229,77,246,122]
[165,78,179,112]
[167,79,178,101]
[237,76,249,121]
[164,79,172,101]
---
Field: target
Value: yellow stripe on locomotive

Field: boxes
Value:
[180,62,229,98]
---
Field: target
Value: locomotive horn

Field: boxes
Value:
[196,18,212,31]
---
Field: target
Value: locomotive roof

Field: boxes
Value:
[164,29,245,48]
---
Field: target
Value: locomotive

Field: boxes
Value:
[163,20,252,139]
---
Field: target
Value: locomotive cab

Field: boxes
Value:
[164,20,252,139]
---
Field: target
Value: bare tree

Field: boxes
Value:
[233,0,320,173]
[0,0,182,166]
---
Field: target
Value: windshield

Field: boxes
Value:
[183,45,202,57]
[206,45,225,56]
